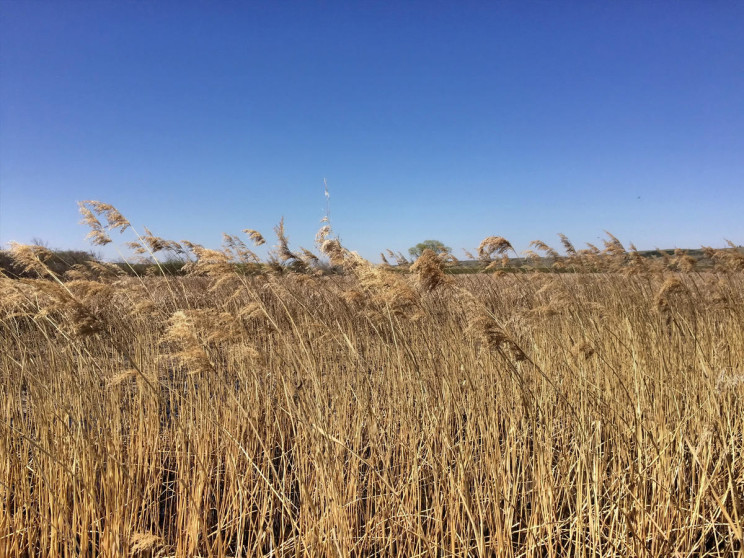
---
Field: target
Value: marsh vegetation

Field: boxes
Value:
[1,202,742,556]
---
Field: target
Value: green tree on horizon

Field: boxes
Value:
[408,239,452,259]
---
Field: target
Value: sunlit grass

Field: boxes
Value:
[1,202,742,557]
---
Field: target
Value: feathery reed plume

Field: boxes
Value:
[529,240,560,260]
[129,532,164,556]
[78,201,131,246]
[222,233,261,264]
[271,217,302,268]
[182,245,233,276]
[410,249,451,292]
[602,231,626,257]
[315,224,332,247]
[83,200,131,232]
[339,287,365,309]
[626,243,650,275]
[242,228,266,246]
[393,251,410,266]
[678,255,696,272]
[125,240,148,256]
[723,240,744,271]
[585,242,600,255]
[655,276,687,333]
[380,248,409,266]
[467,312,509,350]
[343,252,418,314]
[78,203,112,245]
[64,260,124,282]
[522,250,541,265]
[672,248,696,272]
[700,245,742,272]
[7,264,106,337]
[701,245,717,260]
[657,276,686,301]
[321,238,346,267]
[558,233,576,256]
[108,368,139,388]
[7,242,55,278]
[656,247,673,270]
[138,226,171,253]
[299,247,320,267]
[162,310,214,374]
[478,236,514,261]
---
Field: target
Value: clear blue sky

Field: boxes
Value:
[1,1,742,261]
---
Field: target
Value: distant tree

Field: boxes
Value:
[408,240,452,259]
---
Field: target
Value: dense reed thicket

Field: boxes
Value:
[1,202,743,557]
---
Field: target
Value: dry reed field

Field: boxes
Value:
[1,202,743,557]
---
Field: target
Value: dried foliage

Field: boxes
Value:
[1,202,743,557]
[410,248,451,292]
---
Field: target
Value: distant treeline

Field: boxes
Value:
[0,249,102,279]
[0,249,185,279]
[1,245,742,280]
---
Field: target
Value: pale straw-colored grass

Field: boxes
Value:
[0,203,742,557]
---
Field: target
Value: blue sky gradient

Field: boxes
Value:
[1,1,742,260]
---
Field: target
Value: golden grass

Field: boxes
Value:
[0,203,743,557]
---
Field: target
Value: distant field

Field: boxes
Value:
[1,203,743,557]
